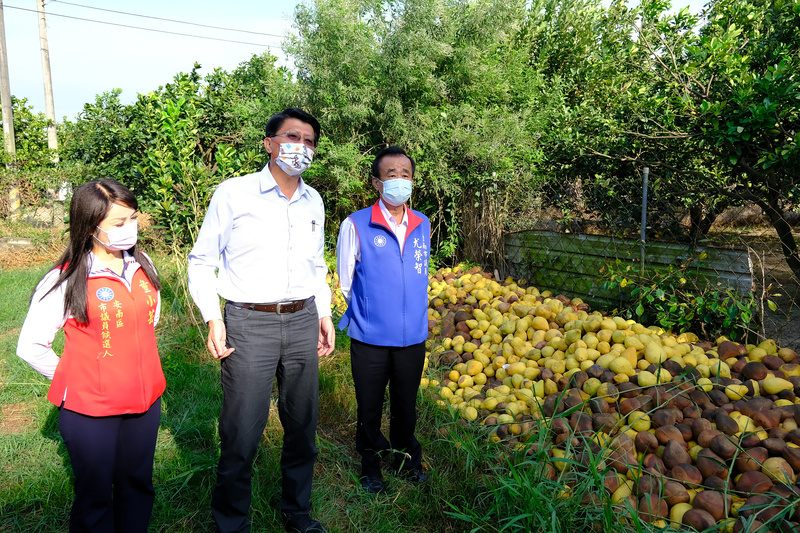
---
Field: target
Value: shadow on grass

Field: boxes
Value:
[149,266,223,532]
[151,265,288,531]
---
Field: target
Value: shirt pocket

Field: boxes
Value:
[291,210,323,264]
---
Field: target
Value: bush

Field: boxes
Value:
[599,253,776,341]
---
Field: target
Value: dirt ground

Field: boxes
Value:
[0,236,65,269]
[0,403,34,436]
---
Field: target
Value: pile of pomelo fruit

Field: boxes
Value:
[420,264,800,532]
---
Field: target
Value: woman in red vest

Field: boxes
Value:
[17,179,165,533]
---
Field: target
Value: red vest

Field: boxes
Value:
[48,266,165,416]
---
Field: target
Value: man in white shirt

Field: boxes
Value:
[188,108,334,533]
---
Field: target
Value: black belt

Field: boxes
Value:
[227,297,312,314]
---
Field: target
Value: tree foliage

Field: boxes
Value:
[60,56,293,243]
[0,97,87,212]
[0,97,53,169]
[3,0,798,276]
[570,0,800,273]
[289,0,559,265]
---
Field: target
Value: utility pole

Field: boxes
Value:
[37,0,58,162]
[0,0,19,220]
[0,0,15,160]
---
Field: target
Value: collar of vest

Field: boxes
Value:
[56,254,142,281]
[369,202,424,248]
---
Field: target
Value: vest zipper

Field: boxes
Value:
[400,235,407,347]
[99,268,147,411]
[130,270,147,410]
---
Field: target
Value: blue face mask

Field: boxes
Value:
[381,178,412,206]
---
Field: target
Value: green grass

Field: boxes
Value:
[0,257,477,532]
[1,254,675,533]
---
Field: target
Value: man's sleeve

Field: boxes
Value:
[336,217,359,305]
[313,199,332,319]
[188,186,231,323]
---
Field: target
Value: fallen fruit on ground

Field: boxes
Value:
[421,264,800,532]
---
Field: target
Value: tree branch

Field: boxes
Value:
[620,130,697,140]
[633,23,707,101]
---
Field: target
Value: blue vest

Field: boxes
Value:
[339,203,430,347]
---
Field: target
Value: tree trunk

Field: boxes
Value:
[762,199,800,281]
[737,162,800,280]
[689,199,729,243]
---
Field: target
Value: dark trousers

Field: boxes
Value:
[58,398,161,533]
[350,339,426,476]
[211,301,320,533]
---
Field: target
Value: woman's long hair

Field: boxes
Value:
[40,179,162,324]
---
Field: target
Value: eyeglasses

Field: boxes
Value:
[272,131,316,149]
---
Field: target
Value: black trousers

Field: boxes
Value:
[58,398,161,533]
[350,339,426,476]
[211,301,320,533]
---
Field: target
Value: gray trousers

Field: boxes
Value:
[211,300,320,533]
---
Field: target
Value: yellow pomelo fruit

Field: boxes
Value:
[758,339,778,355]
[610,357,635,377]
[763,377,793,395]
[583,377,602,396]
[531,316,549,331]
[696,377,713,392]
[644,342,668,365]
[457,375,474,388]
[627,411,651,432]
[637,370,657,387]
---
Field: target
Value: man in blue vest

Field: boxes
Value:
[336,146,431,494]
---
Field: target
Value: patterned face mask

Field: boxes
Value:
[274,142,314,176]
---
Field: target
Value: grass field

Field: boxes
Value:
[0,250,663,533]
[0,255,477,533]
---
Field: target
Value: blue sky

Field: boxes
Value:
[4,0,708,123]
[4,0,299,121]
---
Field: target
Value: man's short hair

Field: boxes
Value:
[371,146,416,179]
[265,108,321,146]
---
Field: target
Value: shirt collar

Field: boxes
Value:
[378,198,408,227]
[88,250,136,276]
[260,163,309,200]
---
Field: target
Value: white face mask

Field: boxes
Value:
[381,178,413,206]
[94,220,138,251]
[274,142,314,176]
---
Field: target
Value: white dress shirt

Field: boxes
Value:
[336,199,408,305]
[16,251,161,379]
[187,164,332,323]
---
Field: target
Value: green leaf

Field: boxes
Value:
[767,300,778,312]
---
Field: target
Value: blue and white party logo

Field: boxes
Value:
[373,235,387,247]
[96,287,115,302]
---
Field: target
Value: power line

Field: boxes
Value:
[4,4,283,48]
[49,0,286,39]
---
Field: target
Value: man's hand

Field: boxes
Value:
[318,316,335,357]
[207,319,235,359]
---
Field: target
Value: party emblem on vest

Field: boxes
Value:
[373,235,387,247]
[96,287,115,302]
